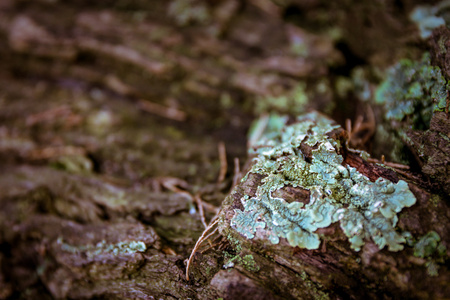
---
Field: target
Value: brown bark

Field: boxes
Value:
[0,1,448,299]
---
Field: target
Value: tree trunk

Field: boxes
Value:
[0,0,448,299]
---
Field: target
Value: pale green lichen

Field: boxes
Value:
[413,231,447,276]
[254,83,308,115]
[58,238,147,259]
[231,112,416,251]
[168,0,211,26]
[373,53,449,163]
[410,1,450,39]
[375,53,448,130]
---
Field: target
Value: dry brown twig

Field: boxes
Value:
[26,105,72,126]
[194,194,207,228]
[346,105,376,149]
[28,146,86,160]
[200,235,227,254]
[232,157,241,189]
[186,217,220,281]
[217,141,228,184]
[137,99,187,121]
[367,157,410,170]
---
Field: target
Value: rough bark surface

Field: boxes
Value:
[0,0,449,299]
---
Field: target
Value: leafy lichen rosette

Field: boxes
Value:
[231,112,416,251]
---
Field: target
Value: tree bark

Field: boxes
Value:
[0,1,448,299]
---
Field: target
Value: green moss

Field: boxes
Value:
[241,254,260,272]
[429,194,441,207]
[298,271,330,300]
[375,53,448,130]
[222,232,242,252]
[231,112,416,252]
[223,252,259,272]
[50,155,93,174]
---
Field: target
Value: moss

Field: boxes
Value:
[298,271,330,300]
[241,254,260,272]
[231,112,416,252]
[223,251,260,272]
[429,194,441,207]
[50,155,93,174]
[228,238,242,254]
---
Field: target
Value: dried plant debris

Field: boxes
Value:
[229,112,416,252]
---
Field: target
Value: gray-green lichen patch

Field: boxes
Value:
[373,52,449,163]
[253,83,308,115]
[413,231,447,276]
[410,1,450,39]
[231,112,416,252]
[57,238,147,260]
[168,0,211,26]
[375,53,448,130]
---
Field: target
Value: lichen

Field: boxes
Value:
[58,238,147,259]
[254,83,308,115]
[410,1,450,39]
[230,112,416,252]
[413,231,447,276]
[375,53,449,130]
[168,0,211,26]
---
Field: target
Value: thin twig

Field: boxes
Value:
[383,161,410,170]
[359,105,376,145]
[186,218,219,281]
[367,157,410,170]
[346,105,376,148]
[26,105,71,126]
[217,141,227,184]
[28,146,86,160]
[392,167,420,181]
[137,99,186,121]
[346,118,352,139]
[232,157,241,189]
[200,201,220,213]
[353,115,364,134]
[194,194,207,228]
[159,177,189,193]
[200,236,224,254]
[248,113,269,148]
